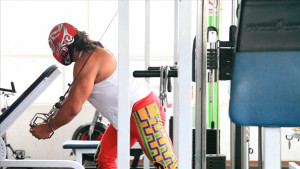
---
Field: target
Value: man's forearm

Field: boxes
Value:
[50,101,81,130]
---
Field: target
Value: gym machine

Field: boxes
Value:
[229,0,300,169]
[0,65,84,169]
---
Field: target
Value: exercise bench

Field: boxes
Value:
[63,140,151,168]
[0,65,84,169]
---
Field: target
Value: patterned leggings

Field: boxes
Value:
[94,92,178,169]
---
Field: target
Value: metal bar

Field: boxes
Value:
[177,0,193,168]
[173,0,180,156]
[289,162,300,169]
[230,1,237,168]
[143,156,150,169]
[216,0,221,155]
[117,0,130,168]
[0,160,84,169]
[148,66,177,70]
[241,126,250,169]
[145,0,150,83]
[258,127,263,169]
[263,127,281,169]
[133,70,178,78]
[209,70,215,129]
[216,54,220,155]
[231,0,237,25]
[230,122,236,169]
[195,0,207,168]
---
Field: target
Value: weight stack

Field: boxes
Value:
[207,129,219,154]
[206,154,226,169]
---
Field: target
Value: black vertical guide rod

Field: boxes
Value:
[258,127,263,169]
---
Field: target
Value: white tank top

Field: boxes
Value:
[87,67,152,129]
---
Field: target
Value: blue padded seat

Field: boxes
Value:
[229,0,300,127]
[229,51,300,126]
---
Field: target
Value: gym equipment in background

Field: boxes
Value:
[0,83,31,160]
[0,65,84,169]
[71,111,107,163]
[69,110,145,168]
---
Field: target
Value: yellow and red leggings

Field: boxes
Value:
[94,92,178,169]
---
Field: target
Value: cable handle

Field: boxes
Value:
[29,105,57,138]
[159,66,164,110]
[148,66,174,92]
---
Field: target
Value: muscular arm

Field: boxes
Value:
[49,52,98,130]
[30,48,115,139]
